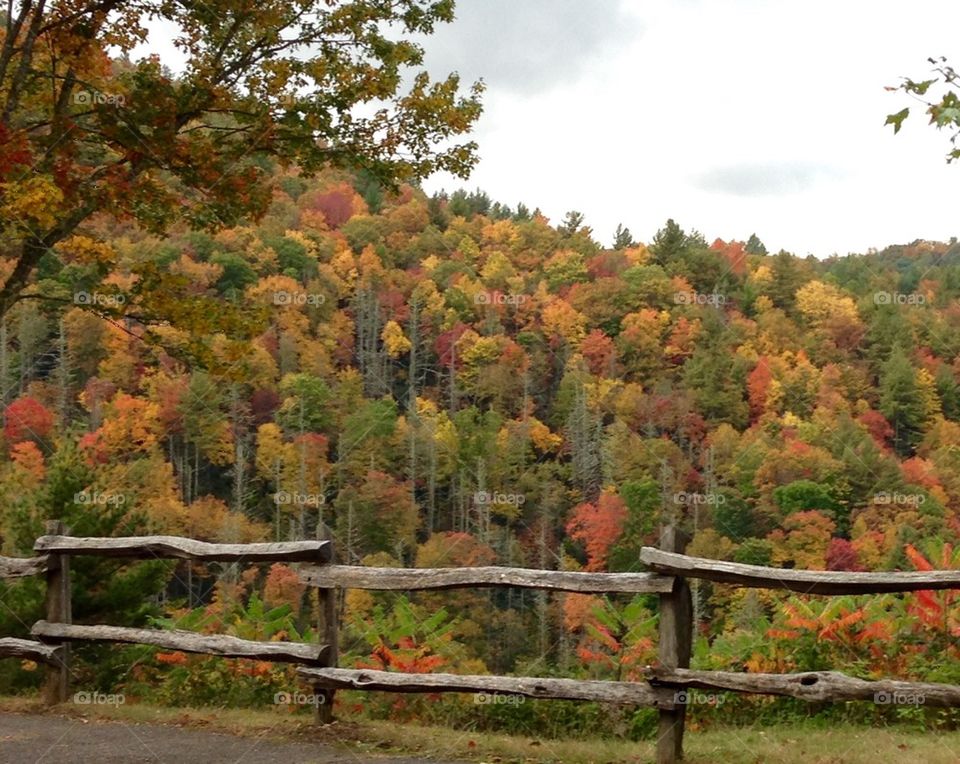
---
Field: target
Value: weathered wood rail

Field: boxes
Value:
[0,637,64,665]
[32,621,329,665]
[5,522,960,764]
[0,555,50,578]
[0,522,336,708]
[640,547,960,594]
[35,535,331,563]
[644,667,960,707]
[299,564,673,593]
[299,666,677,707]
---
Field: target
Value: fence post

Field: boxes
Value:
[315,543,338,724]
[42,520,71,706]
[656,524,692,764]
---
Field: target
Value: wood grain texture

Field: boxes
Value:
[0,638,64,665]
[646,666,960,707]
[298,667,676,708]
[641,547,960,594]
[0,555,50,578]
[655,526,692,764]
[299,564,674,593]
[32,621,328,665]
[42,520,70,705]
[35,535,332,563]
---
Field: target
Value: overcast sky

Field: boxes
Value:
[416,0,960,256]
[135,0,960,257]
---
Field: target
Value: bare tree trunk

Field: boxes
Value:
[448,340,457,413]
[537,502,548,659]
[427,428,437,534]
[0,321,8,421]
[56,318,70,423]
[355,289,388,397]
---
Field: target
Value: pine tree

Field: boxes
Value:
[745,233,768,255]
[879,345,925,456]
[559,211,585,236]
[650,218,688,264]
[612,223,635,250]
[936,365,960,420]
[768,250,807,312]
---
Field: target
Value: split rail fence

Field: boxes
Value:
[3,520,960,763]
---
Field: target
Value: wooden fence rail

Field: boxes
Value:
[0,556,50,578]
[0,637,64,665]
[1,523,336,706]
[32,621,329,665]
[640,546,960,594]
[299,666,677,707]
[5,522,960,764]
[34,535,332,563]
[645,667,960,707]
[299,564,674,593]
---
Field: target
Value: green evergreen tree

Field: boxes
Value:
[745,233,768,255]
[879,345,925,456]
[936,364,960,420]
[559,210,585,236]
[650,218,688,264]
[768,250,806,312]
[612,223,635,250]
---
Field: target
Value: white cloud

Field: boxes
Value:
[420,0,641,94]
[423,0,960,256]
[129,1,960,257]
[693,162,846,197]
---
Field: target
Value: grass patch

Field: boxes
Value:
[0,696,958,763]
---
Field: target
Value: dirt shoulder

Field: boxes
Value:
[0,709,464,764]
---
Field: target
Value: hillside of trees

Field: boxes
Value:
[1,165,960,733]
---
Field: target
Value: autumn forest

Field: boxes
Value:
[3,0,960,753]
[1,164,960,734]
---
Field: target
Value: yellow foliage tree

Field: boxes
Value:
[381,320,412,357]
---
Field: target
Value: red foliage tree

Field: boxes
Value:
[250,388,281,425]
[263,563,306,610]
[747,356,772,421]
[4,397,54,445]
[586,250,629,279]
[580,329,618,377]
[901,457,940,490]
[311,186,355,228]
[434,323,470,369]
[566,491,628,571]
[857,409,894,449]
[710,238,748,277]
[825,538,862,571]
